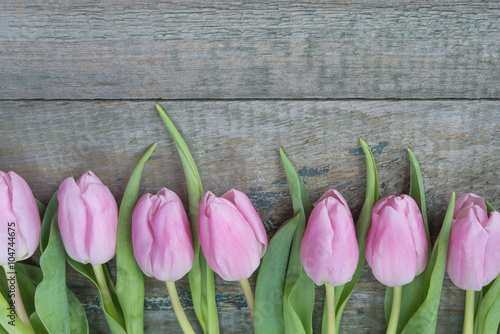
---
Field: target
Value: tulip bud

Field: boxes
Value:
[365,195,428,287]
[58,171,118,265]
[0,171,41,265]
[198,189,268,281]
[132,188,194,282]
[447,193,500,291]
[300,189,358,286]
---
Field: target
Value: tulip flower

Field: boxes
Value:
[446,193,500,334]
[301,189,358,334]
[199,189,268,324]
[132,188,194,334]
[1,170,41,331]
[57,171,122,327]
[365,194,428,334]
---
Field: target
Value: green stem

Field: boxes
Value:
[463,290,475,334]
[2,265,35,333]
[166,281,195,334]
[92,264,123,328]
[325,284,336,334]
[239,279,255,326]
[387,286,402,334]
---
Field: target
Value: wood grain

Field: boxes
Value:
[1,100,498,333]
[1,1,499,99]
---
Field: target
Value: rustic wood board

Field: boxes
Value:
[1,1,499,99]
[1,100,498,333]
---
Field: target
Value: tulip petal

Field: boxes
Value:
[454,193,487,218]
[201,199,261,281]
[58,177,90,264]
[447,216,488,291]
[9,171,41,261]
[132,194,155,277]
[367,206,417,287]
[405,195,428,275]
[222,189,268,256]
[326,199,359,286]
[483,212,500,286]
[149,201,193,281]
[81,183,118,265]
[301,202,333,285]
[0,181,17,265]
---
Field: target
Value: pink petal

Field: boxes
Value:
[447,217,487,291]
[81,183,118,265]
[132,193,155,277]
[454,193,487,218]
[9,172,41,261]
[367,205,417,287]
[222,189,268,256]
[58,177,89,264]
[0,181,16,265]
[405,195,428,274]
[483,212,500,286]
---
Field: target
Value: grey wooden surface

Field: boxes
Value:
[1,1,499,333]
[1,1,500,99]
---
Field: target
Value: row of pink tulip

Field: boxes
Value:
[2,166,499,333]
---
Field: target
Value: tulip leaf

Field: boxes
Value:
[36,199,46,220]
[29,312,48,334]
[279,148,315,334]
[400,193,455,334]
[0,288,33,334]
[157,104,219,334]
[115,142,157,334]
[322,139,379,333]
[475,275,500,334]
[385,149,430,332]
[254,214,300,334]
[40,191,59,253]
[35,210,88,334]
[485,201,495,215]
[66,257,125,334]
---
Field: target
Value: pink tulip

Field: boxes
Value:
[300,189,358,286]
[365,195,428,287]
[58,171,118,265]
[198,189,268,281]
[0,171,41,265]
[132,188,193,282]
[447,193,500,291]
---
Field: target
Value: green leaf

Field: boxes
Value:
[0,263,43,334]
[66,258,126,334]
[34,213,71,333]
[0,279,33,334]
[29,312,48,334]
[36,199,46,220]
[385,149,431,332]
[475,275,500,334]
[485,201,495,215]
[279,149,315,334]
[39,192,59,253]
[157,104,219,334]
[115,142,157,334]
[322,139,379,333]
[254,214,300,334]
[67,289,88,334]
[401,193,456,334]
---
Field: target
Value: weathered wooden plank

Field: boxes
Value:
[1,100,499,333]
[1,1,499,99]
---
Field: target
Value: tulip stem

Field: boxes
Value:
[325,283,336,334]
[2,265,35,333]
[387,285,402,334]
[463,290,475,334]
[165,281,195,334]
[92,264,124,329]
[239,279,255,326]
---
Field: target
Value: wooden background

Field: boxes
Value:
[1,1,499,333]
